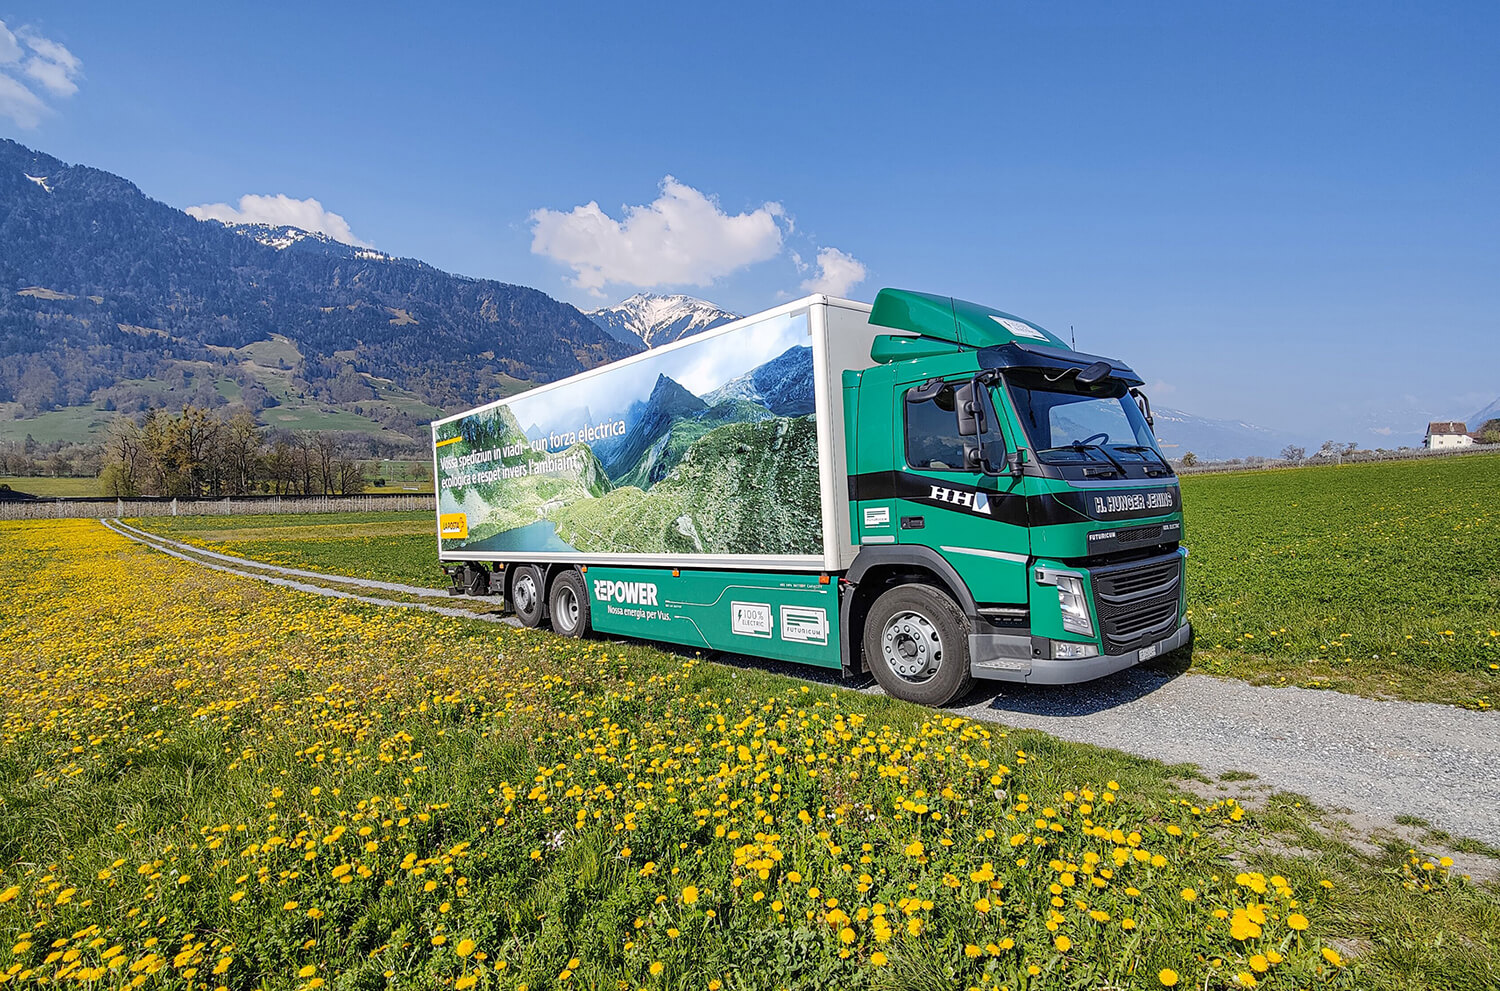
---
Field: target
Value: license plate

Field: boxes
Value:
[1139,643,1158,661]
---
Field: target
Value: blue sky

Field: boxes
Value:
[2,1,1496,444]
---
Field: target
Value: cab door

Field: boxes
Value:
[893,375,1031,606]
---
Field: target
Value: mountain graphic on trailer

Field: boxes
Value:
[594,345,813,491]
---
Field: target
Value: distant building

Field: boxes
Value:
[1424,421,1474,449]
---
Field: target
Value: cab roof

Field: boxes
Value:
[869,288,1071,349]
[868,288,1142,386]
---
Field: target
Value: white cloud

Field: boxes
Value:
[0,22,81,127]
[185,194,373,247]
[0,71,47,129]
[0,21,21,64]
[799,247,867,297]
[530,176,786,296]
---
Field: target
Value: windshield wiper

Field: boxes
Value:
[1115,444,1174,473]
[1058,443,1128,475]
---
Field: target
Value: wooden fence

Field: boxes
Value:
[0,494,434,521]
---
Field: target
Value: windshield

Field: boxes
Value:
[1003,374,1164,467]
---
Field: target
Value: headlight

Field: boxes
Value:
[1055,575,1094,636]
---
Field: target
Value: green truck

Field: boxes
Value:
[431,289,1188,705]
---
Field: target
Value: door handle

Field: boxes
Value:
[900,516,925,530]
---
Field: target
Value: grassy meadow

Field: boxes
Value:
[0,476,103,498]
[1,519,1496,989]
[1179,453,1499,708]
[140,451,1500,708]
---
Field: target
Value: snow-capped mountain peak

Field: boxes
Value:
[217,222,393,261]
[587,292,739,348]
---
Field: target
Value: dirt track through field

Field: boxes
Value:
[108,519,1500,848]
[102,519,515,624]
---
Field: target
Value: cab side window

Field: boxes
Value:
[905,384,968,471]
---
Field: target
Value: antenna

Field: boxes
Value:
[1070,325,1076,348]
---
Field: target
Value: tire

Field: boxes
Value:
[510,565,546,628]
[863,583,974,706]
[548,569,592,638]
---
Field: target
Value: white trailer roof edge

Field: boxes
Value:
[431,294,871,429]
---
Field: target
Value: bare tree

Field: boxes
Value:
[100,419,146,497]
[313,433,340,495]
[335,456,365,495]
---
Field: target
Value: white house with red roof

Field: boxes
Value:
[1423,421,1474,449]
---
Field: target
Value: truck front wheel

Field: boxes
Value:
[510,565,546,628]
[863,584,974,706]
[548,569,592,638]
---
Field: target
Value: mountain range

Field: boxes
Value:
[1148,406,1302,461]
[4,137,1449,462]
[0,138,639,445]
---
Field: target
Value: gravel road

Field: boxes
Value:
[108,519,1500,847]
[952,665,1500,847]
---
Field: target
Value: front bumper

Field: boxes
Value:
[969,621,1191,685]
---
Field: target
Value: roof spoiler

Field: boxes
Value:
[977,341,1144,388]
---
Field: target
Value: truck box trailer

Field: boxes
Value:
[431,289,1190,705]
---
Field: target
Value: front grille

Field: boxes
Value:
[1092,554,1182,654]
[1117,524,1162,544]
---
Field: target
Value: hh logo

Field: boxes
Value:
[928,485,992,515]
[593,580,659,606]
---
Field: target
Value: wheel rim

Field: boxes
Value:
[555,584,579,632]
[513,573,537,614]
[881,609,943,684]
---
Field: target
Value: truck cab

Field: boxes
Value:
[841,289,1189,704]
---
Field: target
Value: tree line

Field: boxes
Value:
[94,404,422,498]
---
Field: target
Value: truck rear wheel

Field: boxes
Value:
[510,565,546,628]
[863,584,974,706]
[548,570,591,638]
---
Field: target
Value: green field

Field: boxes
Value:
[136,452,1500,708]
[1180,454,1499,709]
[0,476,103,498]
[1,519,1495,990]
[143,512,446,588]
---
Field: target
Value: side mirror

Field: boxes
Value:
[1130,387,1155,431]
[955,382,979,437]
[1007,449,1027,476]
